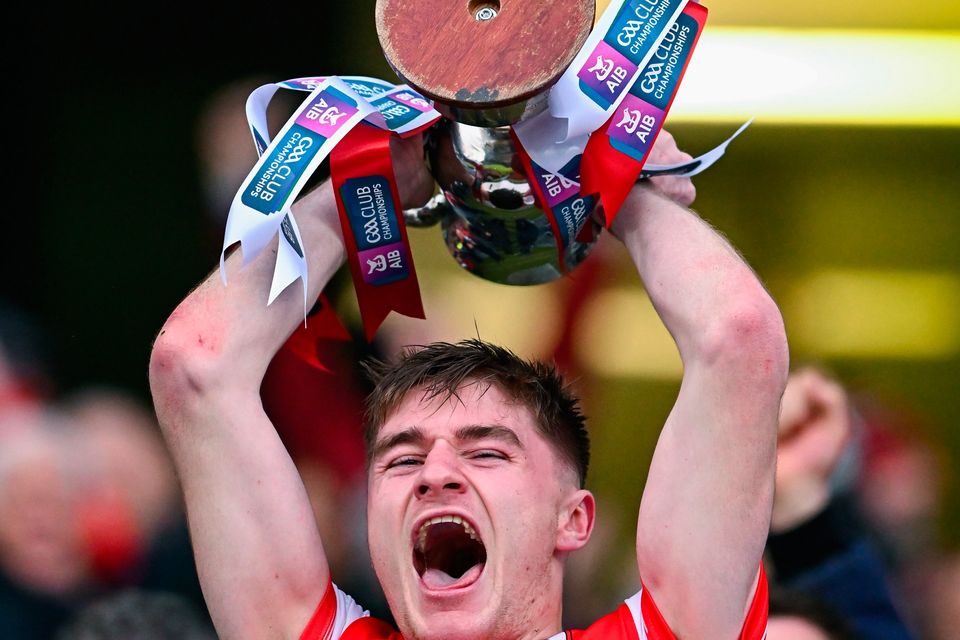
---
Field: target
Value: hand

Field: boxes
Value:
[599,129,697,239]
[771,367,853,532]
[645,130,696,208]
[390,132,436,209]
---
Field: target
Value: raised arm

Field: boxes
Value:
[148,135,432,639]
[614,132,789,638]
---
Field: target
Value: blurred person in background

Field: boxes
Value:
[61,387,206,611]
[766,366,914,639]
[64,390,179,579]
[851,390,949,634]
[850,394,958,640]
[0,410,94,639]
[0,384,211,638]
[766,586,858,640]
[56,588,215,640]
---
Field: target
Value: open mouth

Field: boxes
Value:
[413,515,487,590]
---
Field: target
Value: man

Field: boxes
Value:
[766,367,914,639]
[149,130,788,639]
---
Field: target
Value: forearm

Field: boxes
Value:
[151,181,345,402]
[146,183,344,639]
[626,182,789,637]
[613,184,785,368]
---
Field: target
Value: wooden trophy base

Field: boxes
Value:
[376,0,595,126]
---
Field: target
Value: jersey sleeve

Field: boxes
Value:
[624,564,769,640]
[299,581,370,640]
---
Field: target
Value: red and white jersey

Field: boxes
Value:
[299,567,769,640]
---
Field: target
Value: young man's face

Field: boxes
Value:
[367,382,592,640]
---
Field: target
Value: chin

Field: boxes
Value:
[392,577,498,640]
[404,611,496,640]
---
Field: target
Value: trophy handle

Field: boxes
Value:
[403,192,452,228]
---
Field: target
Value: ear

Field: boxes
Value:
[556,489,596,553]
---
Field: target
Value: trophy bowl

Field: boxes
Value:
[376,0,598,285]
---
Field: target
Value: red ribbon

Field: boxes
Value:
[280,293,351,373]
[509,128,571,273]
[581,2,708,227]
[330,123,425,341]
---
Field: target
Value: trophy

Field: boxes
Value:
[226,0,715,338]
[376,0,598,285]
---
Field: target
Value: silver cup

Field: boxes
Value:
[404,104,598,286]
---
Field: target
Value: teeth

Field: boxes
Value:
[415,515,480,551]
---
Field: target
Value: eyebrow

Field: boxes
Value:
[371,424,524,461]
[372,426,427,462]
[455,425,523,449]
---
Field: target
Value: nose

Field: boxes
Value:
[416,445,466,499]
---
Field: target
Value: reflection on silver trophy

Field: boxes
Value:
[404,115,596,286]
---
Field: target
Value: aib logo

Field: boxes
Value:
[587,56,628,94]
[367,250,403,275]
[616,108,656,137]
[541,170,579,206]
[588,56,614,81]
[305,99,348,126]
[393,91,432,111]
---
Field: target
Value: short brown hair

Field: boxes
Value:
[362,339,590,487]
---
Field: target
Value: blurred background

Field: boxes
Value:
[5,0,958,638]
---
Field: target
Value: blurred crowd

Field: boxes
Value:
[0,303,209,638]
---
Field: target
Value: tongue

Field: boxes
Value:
[421,562,483,590]
[422,568,459,589]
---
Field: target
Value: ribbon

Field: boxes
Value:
[250,76,440,141]
[511,130,597,274]
[221,77,376,316]
[224,75,440,338]
[581,1,708,225]
[514,0,690,174]
[330,123,426,341]
[281,293,352,373]
[220,42,749,362]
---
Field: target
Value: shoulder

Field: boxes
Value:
[300,582,400,640]
[567,570,769,640]
[562,596,644,640]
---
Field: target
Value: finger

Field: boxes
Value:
[800,369,847,418]
[657,129,675,146]
[778,374,809,435]
[677,181,696,208]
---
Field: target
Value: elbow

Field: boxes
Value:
[699,278,790,395]
[148,314,228,432]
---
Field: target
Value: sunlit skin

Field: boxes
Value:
[367,382,595,640]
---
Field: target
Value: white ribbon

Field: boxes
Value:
[222,75,442,318]
[220,77,376,316]
[515,0,690,173]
